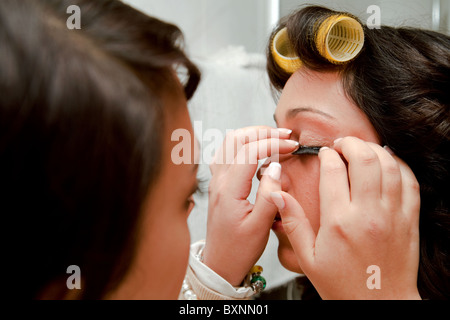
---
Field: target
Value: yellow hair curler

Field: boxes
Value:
[272,14,365,74]
[272,27,303,74]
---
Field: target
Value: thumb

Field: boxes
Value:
[270,191,316,269]
[247,162,282,230]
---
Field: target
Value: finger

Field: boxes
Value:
[333,137,382,205]
[256,154,287,181]
[256,157,272,181]
[367,144,403,210]
[245,162,282,230]
[233,138,299,166]
[225,139,299,199]
[270,191,316,271]
[235,126,292,145]
[318,147,350,224]
[211,127,292,172]
[392,153,421,221]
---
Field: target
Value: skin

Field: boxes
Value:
[203,127,299,285]
[109,85,199,299]
[271,69,380,273]
[205,69,421,299]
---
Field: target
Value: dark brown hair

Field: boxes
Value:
[0,0,200,299]
[267,6,450,299]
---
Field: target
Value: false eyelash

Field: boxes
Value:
[292,145,322,156]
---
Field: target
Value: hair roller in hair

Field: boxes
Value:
[272,27,303,74]
[272,14,365,73]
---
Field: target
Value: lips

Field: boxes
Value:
[272,212,285,232]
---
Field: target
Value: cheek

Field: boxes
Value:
[283,158,321,234]
[114,203,191,299]
[147,208,191,295]
[277,237,305,273]
[275,158,321,274]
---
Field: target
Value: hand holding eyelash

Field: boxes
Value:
[271,137,421,299]
[203,126,298,286]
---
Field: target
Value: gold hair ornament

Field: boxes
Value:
[272,14,365,74]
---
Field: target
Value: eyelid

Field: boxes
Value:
[292,145,322,156]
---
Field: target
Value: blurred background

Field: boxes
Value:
[122,0,450,290]
[123,0,449,58]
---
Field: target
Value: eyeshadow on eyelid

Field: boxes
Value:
[299,138,331,147]
[289,127,335,148]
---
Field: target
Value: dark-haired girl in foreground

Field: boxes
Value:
[8,0,295,299]
[3,0,203,299]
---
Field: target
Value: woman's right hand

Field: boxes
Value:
[202,126,299,286]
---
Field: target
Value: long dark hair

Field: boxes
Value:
[267,6,450,299]
[0,0,200,299]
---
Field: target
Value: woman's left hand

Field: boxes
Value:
[271,137,421,299]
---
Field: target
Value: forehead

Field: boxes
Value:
[151,90,197,190]
[275,69,380,143]
[276,69,350,119]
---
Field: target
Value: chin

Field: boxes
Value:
[276,240,304,274]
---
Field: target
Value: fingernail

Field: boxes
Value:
[333,138,343,145]
[277,128,292,135]
[384,145,395,155]
[285,140,300,147]
[270,192,285,210]
[265,162,281,181]
[319,146,330,152]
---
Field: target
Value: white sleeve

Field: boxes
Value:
[182,240,255,300]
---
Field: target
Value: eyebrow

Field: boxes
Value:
[274,106,336,124]
[286,107,336,120]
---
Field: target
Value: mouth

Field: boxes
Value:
[272,213,284,232]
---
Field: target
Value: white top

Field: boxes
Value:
[183,240,256,300]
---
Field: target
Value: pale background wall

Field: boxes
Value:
[124,0,449,58]
[281,0,449,33]
[122,0,278,58]
[121,0,450,289]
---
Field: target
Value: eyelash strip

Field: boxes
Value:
[292,145,322,156]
